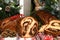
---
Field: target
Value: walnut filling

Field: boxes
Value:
[28,18,33,23]
[1,29,16,37]
[22,18,33,35]
[19,17,38,37]
[46,28,60,32]
[23,21,29,31]
[21,18,33,27]
[29,23,37,36]
[51,22,60,26]
[22,31,26,36]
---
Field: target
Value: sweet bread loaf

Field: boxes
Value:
[36,10,57,24]
[39,20,60,36]
[45,20,60,36]
[0,18,11,34]
[1,18,10,29]
[17,16,38,38]
[0,19,17,37]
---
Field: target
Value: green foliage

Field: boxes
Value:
[31,0,60,19]
[0,0,21,20]
[44,0,58,11]
[44,0,60,19]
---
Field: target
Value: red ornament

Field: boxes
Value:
[44,35,53,40]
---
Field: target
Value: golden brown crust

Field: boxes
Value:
[0,20,3,34]
[16,17,23,37]
[1,18,10,29]
[36,10,57,24]
[38,24,48,33]
[0,17,18,37]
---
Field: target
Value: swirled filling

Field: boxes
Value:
[47,28,60,32]
[29,23,38,36]
[1,29,16,37]
[51,22,60,26]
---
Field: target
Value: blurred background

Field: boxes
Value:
[31,0,60,19]
[0,0,60,20]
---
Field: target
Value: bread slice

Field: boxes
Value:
[17,16,38,38]
[45,20,60,36]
